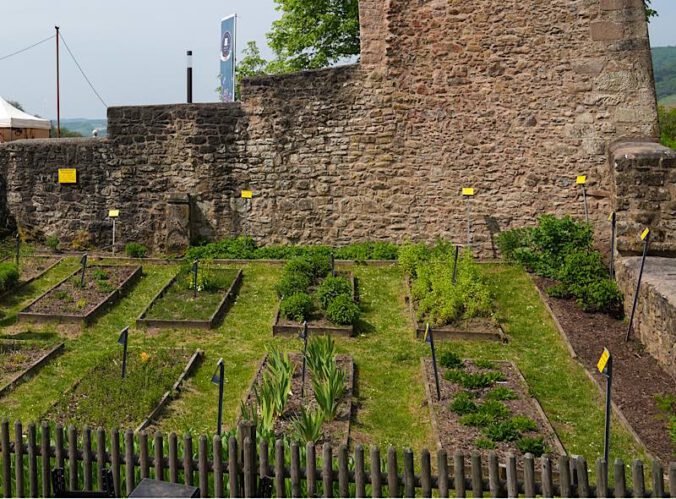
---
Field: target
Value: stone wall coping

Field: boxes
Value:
[609,140,676,160]
[0,137,104,149]
[619,256,676,306]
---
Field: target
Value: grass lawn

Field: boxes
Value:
[0,258,648,471]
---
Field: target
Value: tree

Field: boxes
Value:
[645,0,657,19]
[237,41,269,79]
[7,100,24,111]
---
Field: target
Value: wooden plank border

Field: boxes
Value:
[0,342,66,397]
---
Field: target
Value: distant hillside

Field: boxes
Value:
[59,118,107,137]
[652,46,676,106]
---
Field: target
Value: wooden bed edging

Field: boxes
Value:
[0,342,65,397]
[135,349,204,432]
[17,266,143,327]
[0,256,65,300]
[136,269,243,330]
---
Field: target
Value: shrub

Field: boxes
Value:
[334,241,399,261]
[496,227,533,262]
[439,350,463,369]
[486,387,517,401]
[0,263,19,293]
[516,436,546,456]
[398,243,430,278]
[574,279,623,317]
[449,392,478,415]
[284,257,317,280]
[45,235,60,252]
[125,243,148,258]
[275,273,311,298]
[326,294,360,325]
[280,293,313,322]
[316,276,352,309]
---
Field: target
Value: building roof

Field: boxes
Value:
[0,97,51,130]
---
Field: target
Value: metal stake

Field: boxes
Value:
[610,212,616,279]
[192,259,198,298]
[602,354,613,474]
[112,218,116,256]
[117,327,129,378]
[466,197,472,246]
[581,184,589,224]
[300,321,309,398]
[426,324,441,401]
[187,50,193,103]
[211,359,225,435]
[625,231,650,342]
[15,232,20,267]
[452,245,460,285]
[80,253,88,288]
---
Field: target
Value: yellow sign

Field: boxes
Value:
[462,188,475,197]
[597,348,610,374]
[108,210,120,218]
[608,212,614,222]
[576,176,587,185]
[58,169,77,184]
[641,228,650,241]
[241,190,253,199]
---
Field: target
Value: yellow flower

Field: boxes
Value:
[140,352,151,363]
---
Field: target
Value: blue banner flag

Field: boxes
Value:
[220,14,237,102]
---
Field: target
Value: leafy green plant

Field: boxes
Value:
[449,392,478,415]
[96,280,114,293]
[479,400,510,420]
[475,438,497,450]
[75,299,87,310]
[316,275,352,309]
[45,235,60,252]
[486,387,517,401]
[484,420,522,442]
[291,407,324,444]
[516,436,546,456]
[125,242,148,258]
[325,294,360,325]
[312,362,346,421]
[305,336,336,381]
[398,243,430,279]
[439,350,463,369]
[92,269,109,281]
[280,293,313,322]
[475,359,496,370]
[0,263,19,294]
[275,273,311,298]
[444,369,506,389]
[460,412,496,428]
[265,348,294,415]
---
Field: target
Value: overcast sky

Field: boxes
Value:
[1,0,675,119]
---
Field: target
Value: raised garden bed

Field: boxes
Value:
[0,339,65,396]
[18,265,142,327]
[273,273,358,337]
[137,268,242,329]
[241,353,354,446]
[422,357,565,461]
[47,348,198,430]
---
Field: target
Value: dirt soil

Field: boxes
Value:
[26,266,137,317]
[19,256,60,282]
[534,276,675,463]
[0,341,56,385]
[244,353,353,446]
[423,358,562,461]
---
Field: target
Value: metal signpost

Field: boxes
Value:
[211,359,225,436]
[425,323,441,401]
[609,211,616,279]
[109,209,119,256]
[117,327,129,378]
[300,321,309,398]
[597,347,612,483]
[15,232,20,267]
[462,188,475,246]
[452,245,460,285]
[577,176,589,223]
[192,260,199,299]
[241,190,252,236]
[80,253,88,288]
[186,50,193,104]
[626,228,650,342]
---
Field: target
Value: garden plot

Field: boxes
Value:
[0,338,64,396]
[241,339,354,446]
[422,355,564,460]
[47,348,197,430]
[18,265,142,326]
[137,266,242,329]
[273,256,360,337]
[401,244,505,342]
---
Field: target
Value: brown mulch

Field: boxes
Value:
[244,353,353,447]
[26,266,137,316]
[0,341,56,385]
[533,276,675,463]
[423,358,563,461]
[19,256,60,282]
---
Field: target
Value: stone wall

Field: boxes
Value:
[0,0,661,255]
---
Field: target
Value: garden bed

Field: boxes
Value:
[533,275,676,464]
[242,353,354,446]
[273,273,357,337]
[422,357,565,461]
[18,265,142,327]
[137,268,242,329]
[47,348,196,429]
[0,340,65,396]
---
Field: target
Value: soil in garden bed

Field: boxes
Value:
[144,268,239,321]
[17,256,61,282]
[423,358,562,461]
[25,266,137,317]
[243,353,353,447]
[48,348,192,429]
[0,340,59,386]
[534,276,675,463]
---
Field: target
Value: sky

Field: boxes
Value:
[0,0,675,120]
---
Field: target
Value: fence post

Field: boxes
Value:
[125,429,135,495]
[488,452,500,498]
[541,455,553,498]
[471,451,483,498]
[575,456,590,498]
[323,443,333,498]
[169,432,178,484]
[83,426,93,491]
[14,421,24,498]
[243,436,255,498]
[559,455,571,498]
[183,433,192,486]
[260,439,269,497]
[291,442,301,498]
[55,424,65,470]
[154,432,164,482]
[387,446,398,498]
[403,448,414,498]
[454,450,466,498]
[669,463,676,499]
[632,460,645,498]
[596,459,607,498]
[41,422,51,498]
[355,445,366,498]
[97,428,106,489]
[213,435,223,498]
[68,426,78,491]
[506,454,517,498]
[307,443,317,498]
[613,459,626,498]
[112,428,121,496]
[652,461,664,498]
[229,437,239,498]
[437,449,449,498]
[28,423,37,498]
[370,446,381,498]
[198,435,208,498]
[420,448,432,499]
[275,439,285,498]
[339,444,349,498]
[1,420,11,498]
[524,453,535,498]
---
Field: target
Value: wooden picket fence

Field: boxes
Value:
[0,420,674,498]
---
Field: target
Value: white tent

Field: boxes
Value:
[0,97,50,130]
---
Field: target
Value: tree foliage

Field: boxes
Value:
[659,106,676,149]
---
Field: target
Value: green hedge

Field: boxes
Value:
[0,262,19,294]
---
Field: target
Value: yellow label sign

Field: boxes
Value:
[108,210,120,218]
[597,348,610,374]
[58,169,77,184]
[641,228,650,240]
[608,212,614,222]
[576,176,587,185]
[462,188,475,197]
[241,190,253,199]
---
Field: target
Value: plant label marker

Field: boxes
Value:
[192,259,199,298]
[425,323,441,401]
[577,175,589,223]
[597,347,612,481]
[108,210,119,256]
[58,168,77,184]
[241,190,253,199]
[117,327,129,378]
[80,253,88,288]
[626,228,650,342]
[299,321,309,398]
[15,232,20,267]
[241,191,253,236]
[211,358,225,436]
[452,245,460,285]
[462,188,475,246]
[609,212,616,279]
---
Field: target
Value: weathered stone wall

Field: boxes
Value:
[0,0,661,254]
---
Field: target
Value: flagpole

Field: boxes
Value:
[55,26,61,138]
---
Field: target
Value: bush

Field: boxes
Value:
[284,257,317,280]
[0,263,20,293]
[45,235,60,252]
[325,294,360,325]
[574,279,623,317]
[280,293,313,322]
[496,228,533,262]
[334,241,399,261]
[398,243,430,278]
[516,436,546,456]
[316,276,352,309]
[125,243,148,258]
[275,273,311,298]
[449,392,478,415]
[439,350,463,369]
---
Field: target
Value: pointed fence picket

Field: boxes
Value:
[0,419,674,498]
